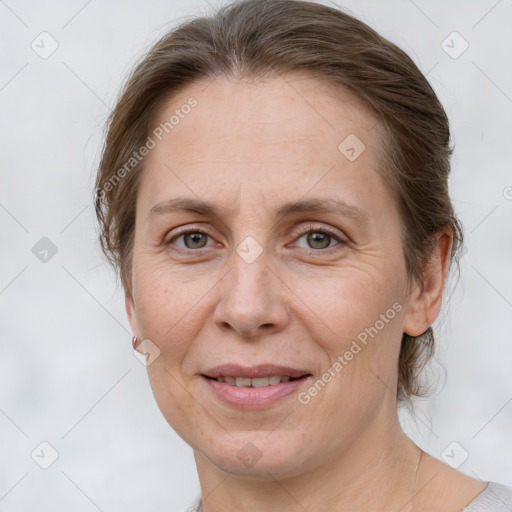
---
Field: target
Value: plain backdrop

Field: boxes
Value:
[1,0,511,510]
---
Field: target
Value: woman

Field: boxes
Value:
[94,0,512,510]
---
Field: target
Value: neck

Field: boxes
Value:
[193,407,423,512]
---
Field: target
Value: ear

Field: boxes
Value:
[125,291,143,354]
[402,228,453,337]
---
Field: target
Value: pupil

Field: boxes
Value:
[186,233,207,248]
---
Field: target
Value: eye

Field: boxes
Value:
[167,228,215,250]
[294,225,346,251]
[165,224,346,254]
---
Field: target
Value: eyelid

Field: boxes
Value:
[166,225,215,246]
[291,223,347,242]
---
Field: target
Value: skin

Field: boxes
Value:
[125,73,485,511]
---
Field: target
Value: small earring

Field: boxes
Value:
[132,335,138,350]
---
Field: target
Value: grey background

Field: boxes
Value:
[1,0,511,510]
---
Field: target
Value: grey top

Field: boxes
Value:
[182,481,512,511]
[461,482,512,511]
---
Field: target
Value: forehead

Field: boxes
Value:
[151,72,379,145]
[139,73,386,215]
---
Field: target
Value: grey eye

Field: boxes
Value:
[296,231,338,250]
[172,231,211,249]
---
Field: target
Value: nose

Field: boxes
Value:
[214,250,290,339]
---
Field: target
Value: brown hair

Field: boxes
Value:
[94,0,463,407]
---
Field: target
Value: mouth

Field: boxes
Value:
[202,374,309,387]
[201,364,313,409]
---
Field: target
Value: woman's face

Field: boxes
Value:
[126,73,431,477]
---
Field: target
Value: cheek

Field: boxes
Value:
[145,360,205,447]
[291,269,404,401]
[133,263,208,436]
[132,260,205,360]
[293,266,402,344]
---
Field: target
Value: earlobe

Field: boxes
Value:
[402,229,453,337]
[402,280,429,337]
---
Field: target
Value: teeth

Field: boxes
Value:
[214,375,296,387]
[268,375,282,385]
[251,377,269,388]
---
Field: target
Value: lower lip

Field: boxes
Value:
[202,376,311,409]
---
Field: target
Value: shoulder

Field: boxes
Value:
[414,453,505,511]
[461,481,512,512]
[177,479,512,511]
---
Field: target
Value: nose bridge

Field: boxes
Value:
[215,242,288,336]
[231,245,269,297]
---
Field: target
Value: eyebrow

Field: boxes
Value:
[148,196,369,224]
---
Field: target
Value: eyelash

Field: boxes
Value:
[166,224,347,254]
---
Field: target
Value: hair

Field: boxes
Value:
[94,0,464,408]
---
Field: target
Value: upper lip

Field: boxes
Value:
[202,364,311,379]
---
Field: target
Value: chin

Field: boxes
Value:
[195,431,314,479]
